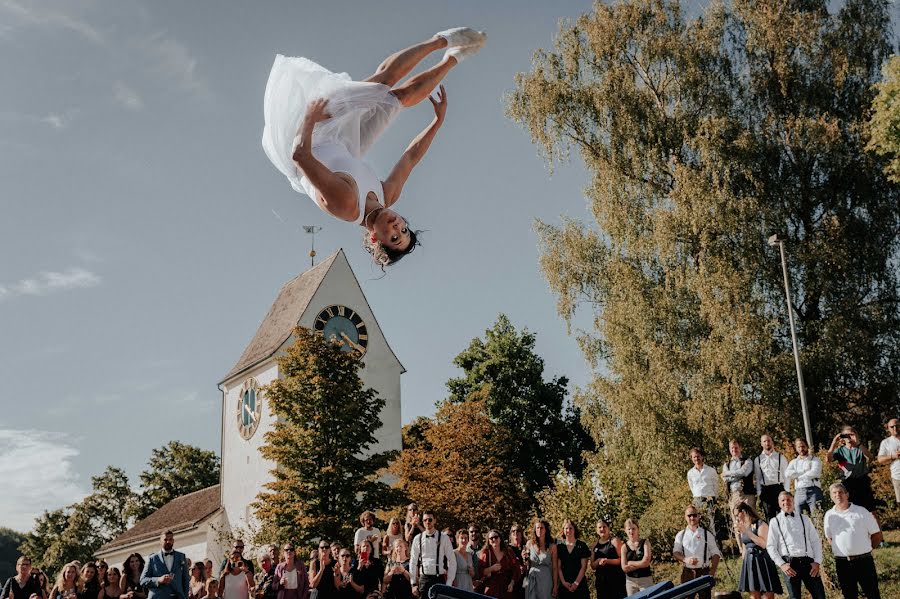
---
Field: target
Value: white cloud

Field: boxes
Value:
[40,113,67,129]
[138,31,208,96]
[0,429,87,532]
[0,0,104,44]
[0,267,101,301]
[114,81,143,111]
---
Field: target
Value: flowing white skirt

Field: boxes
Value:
[262,54,402,195]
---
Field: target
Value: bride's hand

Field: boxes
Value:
[305,98,332,124]
[429,85,447,123]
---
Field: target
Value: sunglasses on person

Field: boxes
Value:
[283,547,295,552]
[319,545,330,550]
[686,513,700,518]
[489,535,500,540]
[423,517,434,522]
[339,554,351,559]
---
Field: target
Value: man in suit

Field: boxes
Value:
[140,531,190,599]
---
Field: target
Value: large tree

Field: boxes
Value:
[391,393,531,531]
[508,0,899,537]
[869,54,900,181]
[446,314,592,499]
[254,327,397,546]
[131,442,220,520]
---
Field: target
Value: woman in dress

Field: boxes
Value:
[507,525,525,599]
[99,569,122,599]
[49,563,83,599]
[262,28,487,267]
[310,542,337,599]
[221,550,252,599]
[189,562,207,599]
[452,530,475,591]
[555,521,589,599]
[272,543,309,599]
[479,530,517,599]
[620,520,652,597]
[524,520,556,599]
[119,554,146,599]
[733,502,781,599]
[591,520,626,599]
[383,540,412,599]
[382,518,404,556]
[81,564,101,599]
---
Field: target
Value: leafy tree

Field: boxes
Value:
[254,327,398,546]
[0,527,25,579]
[446,314,592,500]
[869,54,900,181]
[391,393,530,531]
[508,0,899,528]
[132,442,220,520]
[19,467,135,577]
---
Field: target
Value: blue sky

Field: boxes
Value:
[0,0,607,531]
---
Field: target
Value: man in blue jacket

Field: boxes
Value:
[141,531,190,599]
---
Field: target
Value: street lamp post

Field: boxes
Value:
[768,234,814,448]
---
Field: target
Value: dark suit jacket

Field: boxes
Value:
[140,550,190,599]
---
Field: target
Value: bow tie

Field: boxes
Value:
[426,534,435,538]
[784,512,795,518]
[164,552,174,556]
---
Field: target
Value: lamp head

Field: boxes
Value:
[768,233,783,246]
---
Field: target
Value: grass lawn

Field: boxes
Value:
[649,530,900,598]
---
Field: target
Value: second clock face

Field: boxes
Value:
[236,378,262,440]
[314,305,368,355]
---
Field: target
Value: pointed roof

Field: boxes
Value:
[221,250,341,383]
[97,485,221,554]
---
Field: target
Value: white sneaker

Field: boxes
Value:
[436,27,486,49]
[443,32,486,62]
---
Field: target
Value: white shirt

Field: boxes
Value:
[687,465,719,498]
[282,569,298,590]
[409,530,456,585]
[754,451,789,493]
[164,552,174,571]
[722,458,753,493]
[222,573,250,599]
[785,455,822,490]
[878,436,900,480]
[673,526,722,568]
[766,512,823,566]
[824,503,881,557]
[354,526,382,557]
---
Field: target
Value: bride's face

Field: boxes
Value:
[372,209,410,251]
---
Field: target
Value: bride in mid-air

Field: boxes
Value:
[262,27,486,266]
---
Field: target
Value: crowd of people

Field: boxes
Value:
[4,419,898,599]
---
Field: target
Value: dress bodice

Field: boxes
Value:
[528,547,551,569]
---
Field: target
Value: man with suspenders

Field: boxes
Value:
[673,506,721,599]
[409,509,456,598]
[755,434,789,521]
[766,491,826,599]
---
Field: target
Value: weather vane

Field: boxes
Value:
[302,225,323,266]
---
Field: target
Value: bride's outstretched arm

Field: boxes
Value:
[382,85,447,207]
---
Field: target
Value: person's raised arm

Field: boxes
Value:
[382,86,447,207]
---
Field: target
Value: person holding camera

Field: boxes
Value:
[2,556,46,599]
[221,542,256,579]
[826,426,878,516]
[765,491,825,599]
[221,551,253,599]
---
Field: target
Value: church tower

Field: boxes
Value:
[217,249,404,531]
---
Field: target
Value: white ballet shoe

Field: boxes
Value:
[436,27,486,49]
[443,32,486,62]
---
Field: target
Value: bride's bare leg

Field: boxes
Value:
[364,36,448,87]
[390,56,456,107]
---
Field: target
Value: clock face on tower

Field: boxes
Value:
[314,305,368,355]
[236,378,262,440]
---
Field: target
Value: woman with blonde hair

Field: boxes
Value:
[620,520,652,596]
[381,518,403,555]
[478,530,517,599]
[188,562,207,599]
[383,539,412,599]
[49,563,83,599]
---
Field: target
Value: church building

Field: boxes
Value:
[96,249,404,569]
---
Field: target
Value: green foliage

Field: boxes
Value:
[131,441,220,521]
[868,55,900,182]
[19,467,136,578]
[0,527,25,579]
[254,327,399,546]
[509,0,900,538]
[446,314,593,502]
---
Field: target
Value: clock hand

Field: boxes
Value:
[243,404,258,423]
[340,332,364,353]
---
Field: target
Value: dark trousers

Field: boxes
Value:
[783,557,826,599]
[759,484,783,521]
[417,574,442,599]
[835,555,881,599]
[679,567,711,599]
